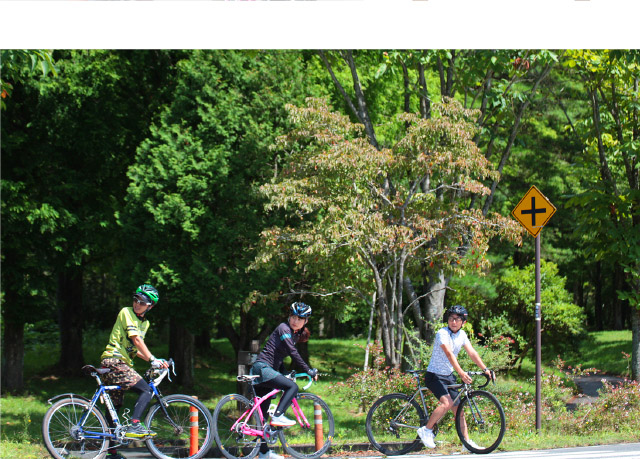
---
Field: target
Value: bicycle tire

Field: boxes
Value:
[455,390,505,454]
[278,393,335,459]
[365,393,426,456]
[42,397,109,459]
[213,394,262,459]
[145,394,215,459]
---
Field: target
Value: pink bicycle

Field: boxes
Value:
[212,372,334,459]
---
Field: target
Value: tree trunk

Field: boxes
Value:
[614,265,624,330]
[195,329,211,353]
[404,276,425,334]
[632,308,640,381]
[57,268,85,374]
[170,318,194,388]
[593,261,603,331]
[422,271,447,343]
[1,317,25,393]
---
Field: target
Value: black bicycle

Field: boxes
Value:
[42,359,214,459]
[366,370,505,455]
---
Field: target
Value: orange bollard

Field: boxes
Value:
[314,403,323,451]
[190,401,199,456]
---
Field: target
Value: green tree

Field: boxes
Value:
[121,50,320,383]
[316,50,556,346]
[254,98,521,367]
[0,49,57,110]
[480,260,586,368]
[1,50,176,390]
[563,50,640,380]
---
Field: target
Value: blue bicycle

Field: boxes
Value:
[42,359,214,459]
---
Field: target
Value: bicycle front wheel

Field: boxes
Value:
[145,394,215,459]
[278,393,334,459]
[42,397,109,459]
[213,394,262,459]
[455,390,506,454]
[365,393,425,456]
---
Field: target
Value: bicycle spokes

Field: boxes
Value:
[278,393,335,459]
[456,390,506,454]
[213,394,261,459]
[365,393,424,456]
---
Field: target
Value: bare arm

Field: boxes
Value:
[463,342,494,380]
[131,335,169,368]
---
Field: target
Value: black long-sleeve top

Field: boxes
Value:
[255,322,310,373]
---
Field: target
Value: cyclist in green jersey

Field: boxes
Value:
[100,284,169,459]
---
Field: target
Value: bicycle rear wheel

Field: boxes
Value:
[455,390,506,454]
[145,394,215,459]
[42,397,109,459]
[213,394,262,459]
[365,393,425,456]
[278,393,334,459]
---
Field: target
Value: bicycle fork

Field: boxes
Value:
[150,384,183,433]
[464,394,485,426]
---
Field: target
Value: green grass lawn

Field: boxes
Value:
[560,330,633,376]
[1,331,635,457]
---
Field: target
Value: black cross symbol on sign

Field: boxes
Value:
[520,197,547,227]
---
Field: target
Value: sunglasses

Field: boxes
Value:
[133,296,152,306]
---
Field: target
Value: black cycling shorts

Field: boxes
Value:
[425,371,461,405]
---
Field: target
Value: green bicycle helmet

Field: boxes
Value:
[135,284,159,305]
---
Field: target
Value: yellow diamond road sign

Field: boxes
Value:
[511,185,556,237]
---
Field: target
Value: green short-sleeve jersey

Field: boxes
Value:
[101,307,150,367]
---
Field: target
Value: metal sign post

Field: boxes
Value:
[511,185,556,434]
[535,234,541,432]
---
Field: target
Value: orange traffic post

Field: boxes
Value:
[190,398,199,456]
[314,403,323,451]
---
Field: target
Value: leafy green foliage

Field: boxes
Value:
[0,50,57,110]
[255,97,522,366]
[469,261,587,361]
[121,51,321,348]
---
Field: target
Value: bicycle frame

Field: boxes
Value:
[59,366,172,442]
[399,370,490,430]
[230,373,314,438]
[231,389,310,438]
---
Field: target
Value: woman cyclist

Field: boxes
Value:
[250,302,318,459]
[417,305,494,453]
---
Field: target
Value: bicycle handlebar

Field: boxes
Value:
[408,369,495,388]
[148,358,176,386]
[289,372,314,390]
[467,370,495,388]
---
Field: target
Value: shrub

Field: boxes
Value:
[484,261,586,363]
[331,342,417,413]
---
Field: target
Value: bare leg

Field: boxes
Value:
[452,403,468,440]
[426,395,454,430]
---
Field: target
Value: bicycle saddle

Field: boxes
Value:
[82,365,111,376]
[237,374,261,383]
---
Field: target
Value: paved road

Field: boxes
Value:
[118,442,640,458]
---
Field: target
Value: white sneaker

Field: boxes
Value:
[417,426,436,448]
[269,414,296,427]
[259,451,284,459]
[462,439,481,453]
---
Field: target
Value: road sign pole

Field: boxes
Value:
[535,233,542,433]
[511,185,555,434]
